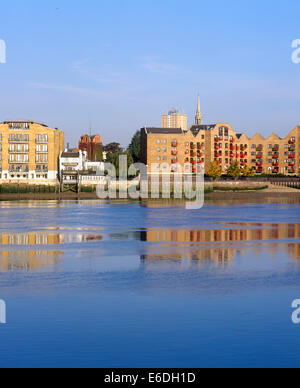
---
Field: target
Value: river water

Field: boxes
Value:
[0,199,300,368]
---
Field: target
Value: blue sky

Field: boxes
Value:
[0,0,300,147]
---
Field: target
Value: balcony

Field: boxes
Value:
[289,139,296,144]
[273,153,279,159]
[272,162,279,167]
[9,160,28,164]
[272,169,279,174]
[272,147,279,152]
[9,149,29,153]
[289,169,296,174]
[191,160,196,165]
[190,144,196,150]
[197,145,202,150]
[171,150,178,156]
[289,161,295,166]
[289,153,296,158]
[171,158,178,164]
[9,139,29,143]
[257,154,263,159]
[172,142,178,148]
[190,152,196,157]
[256,147,263,152]
[289,146,296,151]
[256,168,263,174]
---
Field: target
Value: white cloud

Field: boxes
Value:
[72,59,121,84]
[29,82,105,97]
[140,57,178,74]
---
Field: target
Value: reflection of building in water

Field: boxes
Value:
[0,232,103,245]
[142,247,236,268]
[143,224,300,245]
[0,250,63,271]
[141,223,300,267]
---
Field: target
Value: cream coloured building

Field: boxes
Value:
[0,120,64,182]
[161,109,188,132]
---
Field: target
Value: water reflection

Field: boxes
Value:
[0,250,63,271]
[0,231,103,245]
[142,223,300,243]
[141,223,300,267]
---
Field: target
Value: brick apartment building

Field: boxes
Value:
[0,120,64,182]
[141,100,299,176]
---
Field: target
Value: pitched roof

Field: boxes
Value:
[145,127,183,134]
[61,152,80,158]
[1,120,49,127]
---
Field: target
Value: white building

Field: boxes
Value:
[59,150,105,185]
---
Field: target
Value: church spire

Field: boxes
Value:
[195,95,202,125]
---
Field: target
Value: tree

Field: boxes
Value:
[227,162,242,180]
[104,142,121,154]
[93,143,103,162]
[106,151,134,177]
[128,130,141,163]
[242,165,255,177]
[207,162,222,180]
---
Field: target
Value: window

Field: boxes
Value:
[36,134,48,143]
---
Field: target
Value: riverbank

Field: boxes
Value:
[0,186,299,202]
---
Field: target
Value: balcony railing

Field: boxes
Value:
[9,150,29,153]
[9,139,29,143]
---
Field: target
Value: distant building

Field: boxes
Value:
[0,120,64,182]
[161,109,188,132]
[79,134,103,161]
